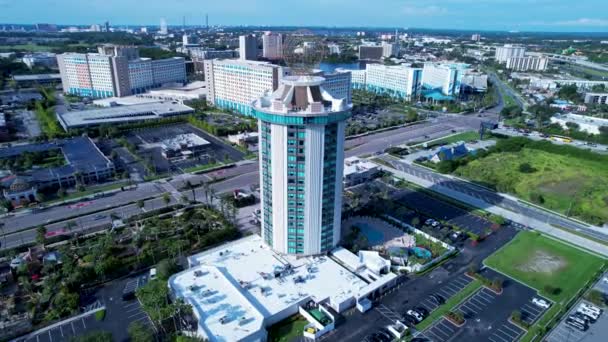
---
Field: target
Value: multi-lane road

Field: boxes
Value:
[378,155,608,256]
[1,114,493,250]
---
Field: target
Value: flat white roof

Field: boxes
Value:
[58,102,194,128]
[170,235,395,342]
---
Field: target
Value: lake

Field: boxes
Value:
[318,62,361,73]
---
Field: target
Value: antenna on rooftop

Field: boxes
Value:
[282,33,328,76]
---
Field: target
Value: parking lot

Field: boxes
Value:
[20,273,154,342]
[414,267,549,342]
[545,299,608,342]
[23,309,103,342]
[395,187,494,238]
[123,123,245,175]
[418,274,475,313]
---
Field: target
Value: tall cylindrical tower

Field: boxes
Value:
[252,75,352,256]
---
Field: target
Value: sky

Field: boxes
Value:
[1,0,607,32]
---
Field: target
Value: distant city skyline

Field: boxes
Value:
[0,0,607,32]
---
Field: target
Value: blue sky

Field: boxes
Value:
[1,0,607,32]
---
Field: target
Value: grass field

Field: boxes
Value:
[485,231,605,302]
[267,315,308,342]
[454,147,608,225]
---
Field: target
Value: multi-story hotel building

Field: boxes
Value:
[239,34,258,61]
[340,64,421,100]
[422,62,469,96]
[506,56,549,71]
[495,44,526,63]
[57,45,186,98]
[262,32,283,60]
[204,59,284,115]
[252,75,352,255]
[365,64,422,99]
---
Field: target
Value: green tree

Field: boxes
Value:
[162,193,171,206]
[36,225,47,245]
[156,258,181,280]
[128,321,154,342]
[137,199,145,209]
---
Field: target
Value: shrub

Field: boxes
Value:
[445,311,465,324]
[518,162,536,173]
[544,285,562,296]
[95,309,106,321]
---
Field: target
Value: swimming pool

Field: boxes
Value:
[358,222,385,245]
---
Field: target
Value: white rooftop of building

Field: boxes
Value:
[170,234,396,342]
[58,101,194,128]
[161,133,210,150]
[552,113,608,126]
[343,156,379,177]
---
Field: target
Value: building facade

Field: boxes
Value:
[204,59,283,115]
[239,34,258,61]
[506,56,549,71]
[22,52,57,69]
[381,42,399,58]
[495,44,526,63]
[262,32,283,60]
[57,45,186,98]
[316,70,352,104]
[584,92,608,105]
[364,64,422,100]
[422,63,469,96]
[252,76,352,255]
[358,45,383,61]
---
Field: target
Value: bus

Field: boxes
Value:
[550,135,573,143]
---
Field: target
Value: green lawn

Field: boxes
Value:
[267,315,308,342]
[485,231,606,302]
[416,279,482,331]
[183,162,224,173]
[454,147,608,225]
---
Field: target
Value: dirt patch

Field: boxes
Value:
[537,178,584,197]
[517,250,567,274]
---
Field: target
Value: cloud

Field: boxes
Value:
[402,4,448,16]
[531,18,608,27]
[556,18,608,26]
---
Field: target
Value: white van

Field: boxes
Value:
[149,268,157,280]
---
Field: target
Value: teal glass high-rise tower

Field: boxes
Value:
[251,75,352,256]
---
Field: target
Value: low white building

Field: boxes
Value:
[550,113,608,135]
[169,235,397,342]
[343,156,380,187]
[584,92,608,105]
[227,131,259,145]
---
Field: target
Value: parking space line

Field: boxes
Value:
[490,332,510,342]
[59,325,64,337]
[459,303,479,314]
[477,290,496,301]
[501,323,522,335]
[424,329,445,342]
[463,299,484,311]
[470,297,490,308]
[81,318,86,329]
[48,330,52,342]
[440,288,456,297]
[71,321,76,334]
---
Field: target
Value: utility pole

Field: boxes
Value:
[206,13,209,32]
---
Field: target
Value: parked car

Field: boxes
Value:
[431,294,445,305]
[149,268,157,281]
[532,297,550,309]
[406,309,424,323]
[414,307,429,318]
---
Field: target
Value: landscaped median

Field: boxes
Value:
[415,279,482,331]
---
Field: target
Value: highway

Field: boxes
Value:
[0,113,495,250]
[378,155,608,245]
